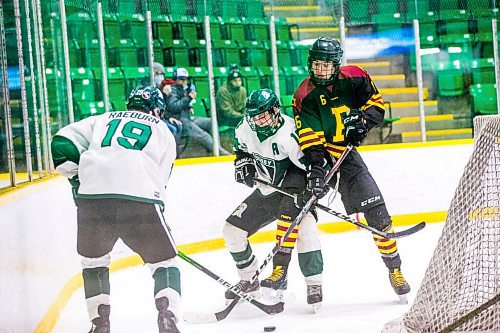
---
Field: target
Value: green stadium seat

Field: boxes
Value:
[93,67,126,106]
[102,13,121,47]
[163,39,190,67]
[108,39,140,68]
[439,33,474,46]
[71,67,96,102]
[240,41,268,67]
[240,67,260,93]
[191,99,208,117]
[198,17,224,41]
[44,68,62,117]
[68,39,81,68]
[213,40,241,67]
[152,15,173,41]
[122,67,149,94]
[172,16,200,41]
[153,39,165,64]
[258,67,286,96]
[280,94,295,117]
[470,83,498,116]
[275,18,292,41]
[75,101,106,120]
[437,70,465,96]
[265,40,292,68]
[188,67,209,98]
[419,22,439,48]
[188,39,208,67]
[66,12,96,42]
[226,18,246,41]
[470,58,496,84]
[121,14,147,47]
[80,39,103,68]
[243,17,269,41]
[213,67,229,92]
[287,41,309,67]
[282,66,307,95]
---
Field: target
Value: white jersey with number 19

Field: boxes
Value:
[52,111,176,207]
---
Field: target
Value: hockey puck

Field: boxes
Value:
[264,326,276,332]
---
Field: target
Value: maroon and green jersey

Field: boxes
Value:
[292,65,385,159]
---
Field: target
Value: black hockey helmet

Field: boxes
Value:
[307,37,343,86]
[126,85,166,118]
[245,88,282,136]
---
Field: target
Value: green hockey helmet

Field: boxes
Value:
[307,37,343,86]
[126,85,166,118]
[245,88,282,136]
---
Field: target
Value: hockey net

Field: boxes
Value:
[383,115,500,333]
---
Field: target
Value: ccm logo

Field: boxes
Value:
[361,196,381,207]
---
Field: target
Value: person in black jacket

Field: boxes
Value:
[166,68,230,156]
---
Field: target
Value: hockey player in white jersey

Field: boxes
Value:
[223,88,324,311]
[51,85,180,333]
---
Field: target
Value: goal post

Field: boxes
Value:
[382,115,500,333]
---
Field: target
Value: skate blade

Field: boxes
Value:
[398,294,408,304]
[261,287,285,302]
[311,302,322,314]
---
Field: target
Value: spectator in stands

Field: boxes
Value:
[152,62,183,155]
[216,66,247,127]
[167,67,230,156]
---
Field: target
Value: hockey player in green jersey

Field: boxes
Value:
[51,85,181,333]
[222,88,324,312]
[293,37,411,302]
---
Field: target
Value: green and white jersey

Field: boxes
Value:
[234,115,308,195]
[51,111,176,207]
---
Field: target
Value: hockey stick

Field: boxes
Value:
[177,251,284,320]
[184,145,354,324]
[253,179,426,239]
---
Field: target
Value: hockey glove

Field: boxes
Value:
[235,156,257,187]
[344,109,368,147]
[294,189,314,208]
[306,165,329,199]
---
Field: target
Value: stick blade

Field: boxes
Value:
[183,311,218,324]
[392,221,426,238]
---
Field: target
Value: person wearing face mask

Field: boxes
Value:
[151,62,183,156]
[216,66,247,128]
[166,67,230,156]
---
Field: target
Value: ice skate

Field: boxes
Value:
[389,267,411,304]
[224,279,260,304]
[260,265,288,302]
[156,297,180,333]
[307,285,322,313]
[88,304,110,333]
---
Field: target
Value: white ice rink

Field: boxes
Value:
[53,222,444,333]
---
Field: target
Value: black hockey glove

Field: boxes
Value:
[306,164,329,199]
[235,156,256,187]
[294,189,313,208]
[343,109,368,147]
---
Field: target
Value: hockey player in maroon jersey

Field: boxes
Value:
[292,37,411,302]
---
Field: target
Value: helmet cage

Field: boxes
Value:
[246,105,281,136]
[307,38,343,86]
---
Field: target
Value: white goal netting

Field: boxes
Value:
[383,115,500,333]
